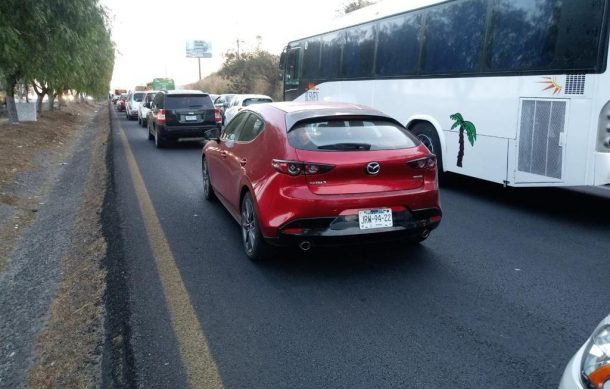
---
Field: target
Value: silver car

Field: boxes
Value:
[138,91,157,127]
[559,314,610,389]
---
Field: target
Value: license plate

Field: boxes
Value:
[358,209,393,230]
[185,115,197,121]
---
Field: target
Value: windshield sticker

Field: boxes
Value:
[539,76,562,94]
[450,113,477,168]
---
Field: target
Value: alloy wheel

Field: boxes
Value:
[241,197,256,255]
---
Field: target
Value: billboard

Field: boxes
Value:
[151,78,175,90]
[186,40,212,58]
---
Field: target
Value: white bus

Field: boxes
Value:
[279,0,610,187]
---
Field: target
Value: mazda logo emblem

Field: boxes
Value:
[366,162,380,175]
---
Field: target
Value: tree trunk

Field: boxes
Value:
[32,84,48,114]
[48,93,56,111]
[457,127,465,167]
[36,95,44,114]
[5,76,19,123]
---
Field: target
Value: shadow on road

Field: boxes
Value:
[440,173,610,227]
[254,240,437,279]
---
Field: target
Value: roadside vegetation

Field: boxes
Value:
[0,0,114,123]
[187,49,282,100]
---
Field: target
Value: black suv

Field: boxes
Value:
[146,90,220,148]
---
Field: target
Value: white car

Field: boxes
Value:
[559,313,610,389]
[223,94,272,124]
[138,91,157,127]
[125,91,146,120]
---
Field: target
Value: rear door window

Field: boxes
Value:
[222,112,249,141]
[288,119,418,151]
[236,114,265,142]
[165,95,213,109]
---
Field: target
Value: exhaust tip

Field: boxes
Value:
[299,240,312,251]
[421,229,430,239]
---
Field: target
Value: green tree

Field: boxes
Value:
[219,49,281,100]
[0,0,114,120]
[450,113,477,168]
[0,0,46,122]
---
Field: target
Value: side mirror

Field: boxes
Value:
[204,128,220,141]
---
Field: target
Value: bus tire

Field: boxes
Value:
[411,122,443,174]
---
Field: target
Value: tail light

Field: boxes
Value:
[158,109,166,123]
[272,159,334,176]
[407,156,436,169]
[214,108,222,123]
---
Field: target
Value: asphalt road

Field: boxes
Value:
[110,110,610,388]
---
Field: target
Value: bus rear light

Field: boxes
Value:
[158,109,166,123]
[272,159,335,176]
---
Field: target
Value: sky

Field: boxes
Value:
[101,0,350,90]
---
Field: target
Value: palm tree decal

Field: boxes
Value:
[450,113,477,167]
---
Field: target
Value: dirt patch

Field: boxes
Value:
[0,104,97,271]
[26,106,110,388]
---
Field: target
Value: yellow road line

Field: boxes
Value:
[117,122,223,389]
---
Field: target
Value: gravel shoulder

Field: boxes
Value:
[0,103,117,388]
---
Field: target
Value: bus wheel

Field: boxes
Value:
[411,122,443,174]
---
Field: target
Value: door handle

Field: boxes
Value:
[240,158,247,167]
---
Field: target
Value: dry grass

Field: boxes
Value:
[0,103,98,271]
[27,106,110,388]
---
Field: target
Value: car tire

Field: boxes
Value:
[241,192,270,261]
[154,128,165,148]
[138,116,142,126]
[202,158,216,201]
[411,122,443,174]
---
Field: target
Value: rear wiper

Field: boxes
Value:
[317,143,371,150]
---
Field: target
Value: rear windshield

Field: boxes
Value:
[133,93,145,102]
[288,119,419,151]
[242,98,272,106]
[166,95,213,109]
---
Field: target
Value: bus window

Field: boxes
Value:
[320,32,342,79]
[422,0,487,74]
[488,0,561,71]
[376,12,422,76]
[285,48,301,85]
[342,23,375,78]
[302,38,321,79]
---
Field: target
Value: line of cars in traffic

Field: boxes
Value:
[113,90,609,389]
[114,89,442,259]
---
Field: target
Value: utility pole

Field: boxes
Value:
[198,57,202,80]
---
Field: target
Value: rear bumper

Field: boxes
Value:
[269,208,441,247]
[158,124,220,140]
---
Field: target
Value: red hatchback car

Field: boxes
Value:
[202,101,441,260]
